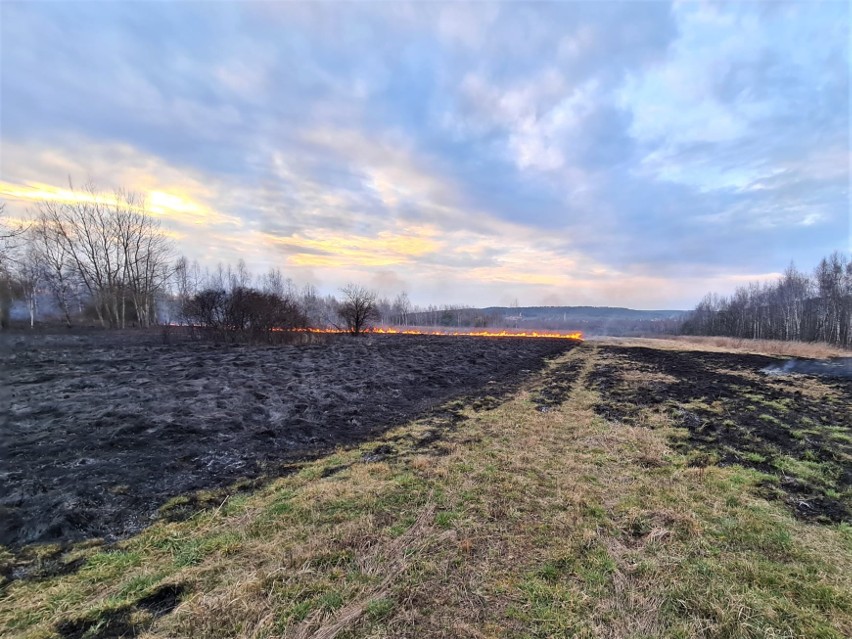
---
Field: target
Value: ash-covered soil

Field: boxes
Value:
[763,357,852,379]
[533,359,585,412]
[1,331,576,550]
[587,346,852,524]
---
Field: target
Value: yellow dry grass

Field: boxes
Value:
[600,335,850,358]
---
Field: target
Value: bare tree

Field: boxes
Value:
[32,185,173,328]
[392,291,412,326]
[0,201,28,254]
[338,284,380,335]
[28,209,77,326]
[298,284,338,328]
[777,262,810,341]
[172,256,203,324]
[0,202,19,329]
[260,267,297,300]
[682,252,852,348]
[16,245,42,327]
[376,295,393,325]
[116,196,173,327]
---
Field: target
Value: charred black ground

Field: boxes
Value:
[1,331,576,551]
[587,345,852,524]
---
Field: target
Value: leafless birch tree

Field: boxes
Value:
[682,252,852,347]
[30,185,173,327]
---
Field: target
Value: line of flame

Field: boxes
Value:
[291,327,584,340]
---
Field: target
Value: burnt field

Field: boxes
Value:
[1,331,576,550]
[3,338,852,638]
[586,345,852,524]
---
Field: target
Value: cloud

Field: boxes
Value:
[264,226,442,268]
[0,140,244,228]
[0,1,847,308]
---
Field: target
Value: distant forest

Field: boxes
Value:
[681,252,852,348]
[397,306,685,337]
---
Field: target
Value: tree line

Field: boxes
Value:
[0,187,399,337]
[14,186,845,346]
[0,187,172,329]
[0,188,488,338]
[681,252,852,348]
[171,258,384,339]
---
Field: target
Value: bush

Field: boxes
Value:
[182,286,307,342]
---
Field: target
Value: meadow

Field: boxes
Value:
[1,333,850,638]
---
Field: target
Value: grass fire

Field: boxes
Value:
[2,189,850,639]
[1,3,850,638]
[293,327,585,340]
[2,327,850,639]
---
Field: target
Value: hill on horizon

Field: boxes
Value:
[481,305,688,321]
[402,305,688,336]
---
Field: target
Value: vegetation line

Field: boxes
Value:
[683,252,852,348]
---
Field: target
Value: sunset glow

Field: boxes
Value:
[0,2,846,308]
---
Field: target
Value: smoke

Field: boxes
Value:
[762,358,852,379]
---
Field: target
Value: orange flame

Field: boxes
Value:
[292,327,584,340]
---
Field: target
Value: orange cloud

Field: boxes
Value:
[0,181,114,206]
[0,181,241,228]
[264,227,442,268]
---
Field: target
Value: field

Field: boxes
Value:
[1,333,851,638]
[2,331,570,550]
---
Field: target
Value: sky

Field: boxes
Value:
[0,1,848,310]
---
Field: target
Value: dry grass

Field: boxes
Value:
[2,343,851,639]
[290,504,445,639]
[599,335,850,358]
[618,369,679,385]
